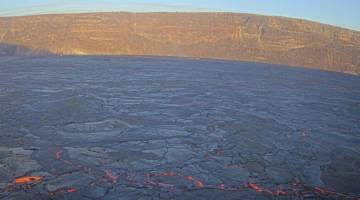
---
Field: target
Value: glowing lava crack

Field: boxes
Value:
[1,56,360,199]
[14,177,43,185]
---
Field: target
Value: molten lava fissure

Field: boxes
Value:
[293,183,360,199]
[14,177,43,185]
[247,182,263,193]
[89,179,107,187]
[3,137,360,199]
[151,172,205,188]
[302,132,309,136]
[146,173,175,190]
[186,176,205,188]
[2,124,359,200]
[276,190,286,196]
[106,167,120,183]
[2,57,360,200]
[56,151,63,159]
[66,189,77,193]
[55,150,73,165]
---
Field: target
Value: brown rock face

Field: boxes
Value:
[0,12,359,75]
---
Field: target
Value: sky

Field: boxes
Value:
[0,0,359,31]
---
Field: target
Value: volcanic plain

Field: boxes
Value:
[0,56,359,200]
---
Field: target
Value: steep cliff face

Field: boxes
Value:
[0,12,359,74]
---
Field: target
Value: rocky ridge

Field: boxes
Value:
[0,12,360,74]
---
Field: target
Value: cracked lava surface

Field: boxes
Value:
[0,55,359,200]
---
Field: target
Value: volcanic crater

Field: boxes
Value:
[0,56,359,200]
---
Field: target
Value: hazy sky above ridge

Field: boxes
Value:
[1,0,359,31]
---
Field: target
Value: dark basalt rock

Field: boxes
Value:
[0,56,359,199]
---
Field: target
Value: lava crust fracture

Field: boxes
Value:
[0,56,359,200]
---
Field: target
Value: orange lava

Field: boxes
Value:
[67,189,77,193]
[155,172,174,176]
[89,179,107,187]
[151,172,205,188]
[56,151,63,159]
[146,173,175,190]
[14,177,42,185]
[276,190,286,196]
[186,176,205,187]
[106,167,119,183]
[293,183,359,199]
[78,165,87,170]
[55,151,72,165]
[247,182,263,192]
[5,137,359,199]
[246,183,289,197]
[265,190,274,195]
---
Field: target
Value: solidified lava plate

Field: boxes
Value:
[0,55,359,200]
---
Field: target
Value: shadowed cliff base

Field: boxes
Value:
[0,43,52,56]
[0,12,359,75]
